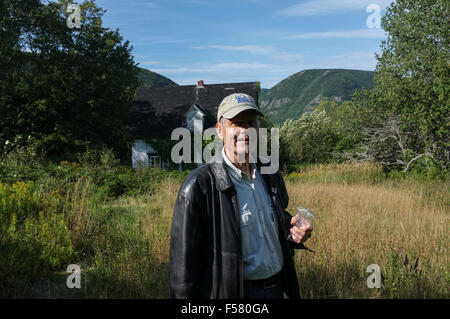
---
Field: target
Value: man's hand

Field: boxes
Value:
[289,216,313,244]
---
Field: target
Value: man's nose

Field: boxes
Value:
[236,126,248,136]
[239,123,249,130]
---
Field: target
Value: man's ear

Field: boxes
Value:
[216,122,224,140]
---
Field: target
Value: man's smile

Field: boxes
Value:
[234,136,249,144]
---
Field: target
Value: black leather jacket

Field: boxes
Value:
[169,152,309,299]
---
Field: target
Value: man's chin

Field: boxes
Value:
[234,151,250,163]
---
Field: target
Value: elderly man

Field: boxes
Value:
[169,93,313,299]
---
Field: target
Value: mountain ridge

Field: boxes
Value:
[259,69,375,124]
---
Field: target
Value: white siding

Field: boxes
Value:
[186,105,205,166]
[186,105,205,133]
[131,139,157,169]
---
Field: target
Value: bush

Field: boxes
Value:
[0,146,179,198]
[0,145,47,184]
[0,181,74,297]
[280,108,339,167]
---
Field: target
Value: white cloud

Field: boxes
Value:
[149,52,379,88]
[286,29,387,39]
[138,61,164,66]
[151,44,377,88]
[193,45,276,56]
[151,60,301,88]
[313,51,378,70]
[134,36,192,45]
[193,44,304,62]
[151,62,274,75]
[276,0,393,16]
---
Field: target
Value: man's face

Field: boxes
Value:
[216,110,259,163]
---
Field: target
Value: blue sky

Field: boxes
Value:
[96,0,392,88]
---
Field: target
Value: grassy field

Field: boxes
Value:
[0,155,448,299]
[287,179,448,298]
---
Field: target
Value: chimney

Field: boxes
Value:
[197,80,204,88]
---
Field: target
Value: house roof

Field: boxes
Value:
[126,81,259,139]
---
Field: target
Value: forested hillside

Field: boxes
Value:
[260,69,375,124]
[136,67,178,88]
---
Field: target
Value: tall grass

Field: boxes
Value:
[1,151,448,298]
[286,180,448,298]
[285,162,386,184]
[82,177,179,298]
[0,181,74,298]
[85,163,446,299]
[0,147,187,298]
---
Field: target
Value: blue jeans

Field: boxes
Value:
[244,279,284,299]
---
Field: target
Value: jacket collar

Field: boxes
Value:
[210,149,235,192]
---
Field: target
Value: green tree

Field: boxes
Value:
[280,106,339,169]
[372,0,449,170]
[0,0,139,162]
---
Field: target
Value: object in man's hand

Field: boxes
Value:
[294,206,314,228]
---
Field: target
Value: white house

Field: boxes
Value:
[126,80,259,169]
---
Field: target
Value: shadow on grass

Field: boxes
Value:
[23,259,170,299]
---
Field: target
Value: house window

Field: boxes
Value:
[148,155,161,168]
